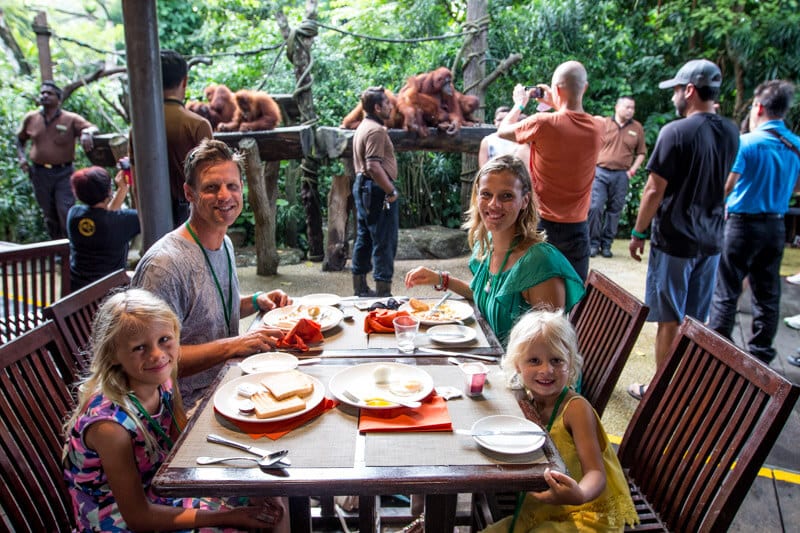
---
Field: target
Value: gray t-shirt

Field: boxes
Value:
[131,231,240,409]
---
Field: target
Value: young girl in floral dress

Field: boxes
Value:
[63,288,287,532]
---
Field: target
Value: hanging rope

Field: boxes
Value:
[315,20,487,44]
[450,16,491,75]
[286,19,319,101]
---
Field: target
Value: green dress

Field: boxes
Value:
[481,396,639,532]
[469,241,585,346]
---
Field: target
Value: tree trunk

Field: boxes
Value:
[276,1,324,262]
[0,9,32,75]
[240,137,279,275]
[460,0,488,214]
[322,159,354,272]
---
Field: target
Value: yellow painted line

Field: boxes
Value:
[608,433,800,484]
[0,291,47,307]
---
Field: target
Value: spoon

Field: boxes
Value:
[196,449,289,467]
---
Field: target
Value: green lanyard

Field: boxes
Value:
[184,221,233,336]
[483,236,520,294]
[127,392,182,450]
[509,386,569,533]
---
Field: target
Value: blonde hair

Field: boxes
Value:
[462,154,546,259]
[63,289,185,459]
[501,308,583,389]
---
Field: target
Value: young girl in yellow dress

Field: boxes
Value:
[483,309,639,532]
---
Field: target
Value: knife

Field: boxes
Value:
[454,429,546,437]
[425,291,452,317]
[207,433,292,466]
[417,347,498,362]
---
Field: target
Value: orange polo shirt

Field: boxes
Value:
[514,110,603,223]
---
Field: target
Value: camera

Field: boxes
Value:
[525,86,545,99]
[117,157,132,185]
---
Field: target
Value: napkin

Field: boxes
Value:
[364,309,410,334]
[358,394,452,432]
[221,397,339,440]
[276,318,324,351]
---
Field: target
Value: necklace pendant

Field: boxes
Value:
[484,278,491,294]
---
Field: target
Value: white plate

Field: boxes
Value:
[213,371,325,423]
[299,293,341,307]
[399,299,474,326]
[328,362,434,409]
[428,324,477,344]
[262,304,344,332]
[471,415,546,454]
[239,352,299,374]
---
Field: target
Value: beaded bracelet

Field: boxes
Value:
[631,229,650,240]
[434,271,451,291]
[252,291,264,312]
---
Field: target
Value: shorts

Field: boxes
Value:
[645,247,720,323]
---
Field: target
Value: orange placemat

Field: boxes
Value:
[216,397,338,440]
[358,395,452,432]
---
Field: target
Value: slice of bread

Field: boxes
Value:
[261,370,314,400]
[251,390,306,419]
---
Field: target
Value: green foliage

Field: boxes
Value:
[2,0,800,246]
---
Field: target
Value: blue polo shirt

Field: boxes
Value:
[727,120,800,214]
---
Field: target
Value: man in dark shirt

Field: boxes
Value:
[17,81,98,238]
[627,59,739,400]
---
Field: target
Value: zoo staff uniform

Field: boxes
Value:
[588,116,646,253]
[66,204,140,291]
[351,115,399,285]
[17,109,94,238]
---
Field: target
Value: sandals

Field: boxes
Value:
[627,383,648,401]
[788,355,800,368]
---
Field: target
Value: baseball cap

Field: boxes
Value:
[658,59,722,90]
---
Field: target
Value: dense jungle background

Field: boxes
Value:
[1,0,799,252]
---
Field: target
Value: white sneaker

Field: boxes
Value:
[787,272,800,285]
[784,314,800,330]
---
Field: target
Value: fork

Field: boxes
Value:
[342,389,421,409]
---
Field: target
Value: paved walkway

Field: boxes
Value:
[237,239,799,531]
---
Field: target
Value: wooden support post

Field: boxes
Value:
[239,137,279,275]
[32,11,52,82]
[323,159,355,272]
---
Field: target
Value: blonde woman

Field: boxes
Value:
[405,154,584,345]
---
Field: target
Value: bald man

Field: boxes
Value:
[497,61,604,280]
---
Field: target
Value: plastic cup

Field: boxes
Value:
[393,315,420,353]
[461,362,488,396]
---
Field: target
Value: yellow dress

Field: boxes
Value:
[482,396,639,532]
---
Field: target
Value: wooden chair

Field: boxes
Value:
[43,269,130,384]
[619,317,799,532]
[0,320,76,532]
[0,239,70,343]
[569,269,648,416]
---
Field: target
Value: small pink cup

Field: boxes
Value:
[460,362,488,396]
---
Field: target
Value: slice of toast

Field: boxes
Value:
[261,370,314,400]
[251,390,306,419]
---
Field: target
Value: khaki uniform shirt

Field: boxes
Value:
[596,116,646,170]
[17,109,93,165]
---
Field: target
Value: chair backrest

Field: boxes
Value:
[0,320,76,532]
[43,269,130,384]
[0,239,70,343]
[618,317,799,533]
[569,269,648,416]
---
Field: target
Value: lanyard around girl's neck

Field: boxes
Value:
[127,392,182,450]
[509,386,569,533]
[185,221,233,336]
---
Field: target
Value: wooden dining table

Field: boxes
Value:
[152,297,566,532]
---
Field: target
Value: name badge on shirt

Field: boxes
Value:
[628,130,638,137]
[56,124,67,132]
